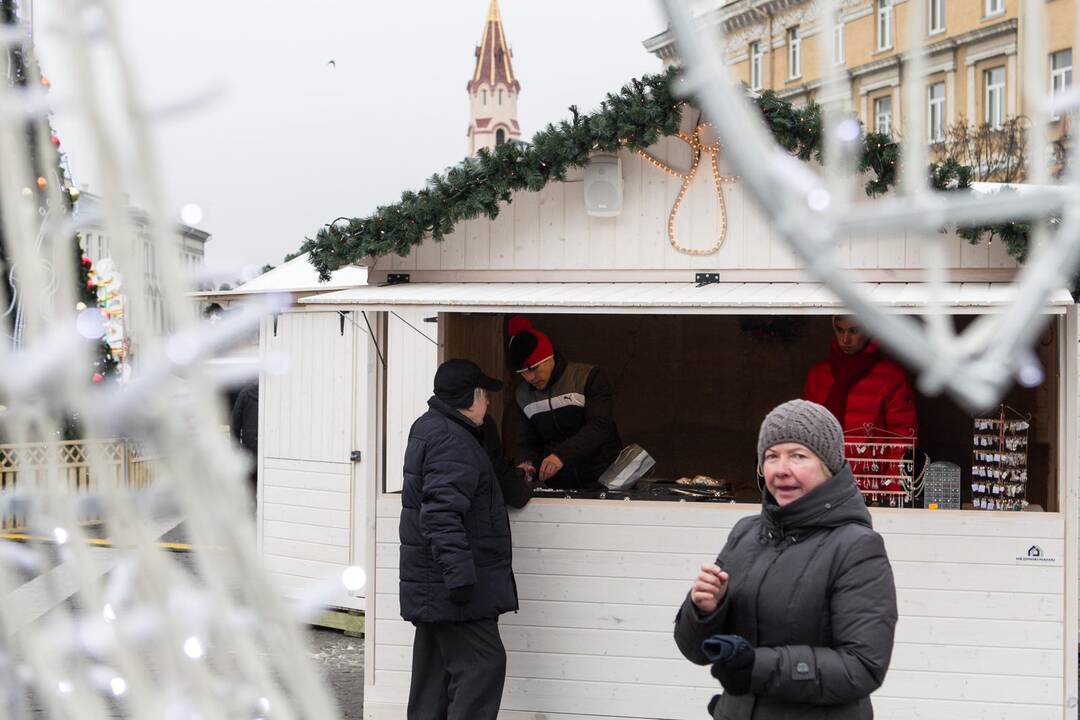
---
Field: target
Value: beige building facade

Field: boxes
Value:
[644,0,1075,143]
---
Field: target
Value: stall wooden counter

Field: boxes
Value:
[364,493,1070,720]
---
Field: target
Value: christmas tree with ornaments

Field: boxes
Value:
[0,0,118,391]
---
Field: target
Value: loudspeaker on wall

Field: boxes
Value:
[584,153,622,217]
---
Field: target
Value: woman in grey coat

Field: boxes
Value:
[674,399,897,719]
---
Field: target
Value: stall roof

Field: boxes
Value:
[190,253,367,299]
[300,282,1074,315]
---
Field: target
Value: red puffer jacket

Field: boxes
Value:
[803,344,918,437]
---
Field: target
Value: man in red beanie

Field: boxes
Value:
[506,316,622,490]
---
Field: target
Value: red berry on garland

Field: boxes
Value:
[86,280,94,289]
[92,373,103,383]
[81,256,92,266]
[51,135,61,147]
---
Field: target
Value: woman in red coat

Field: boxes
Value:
[804,317,918,501]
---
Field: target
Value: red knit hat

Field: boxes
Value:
[506,316,554,371]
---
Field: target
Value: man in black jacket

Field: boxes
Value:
[506,316,621,490]
[230,380,259,507]
[399,359,530,720]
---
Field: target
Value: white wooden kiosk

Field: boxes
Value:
[193,254,370,609]
[271,121,1079,718]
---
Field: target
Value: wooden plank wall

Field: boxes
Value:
[368,497,1066,720]
[259,311,362,608]
[379,118,1017,276]
[384,311,440,494]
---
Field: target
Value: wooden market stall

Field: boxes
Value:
[269,115,1079,718]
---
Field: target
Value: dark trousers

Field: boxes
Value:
[407,619,506,720]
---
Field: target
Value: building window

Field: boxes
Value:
[877,0,893,51]
[985,0,1004,16]
[1051,49,1072,120]
[495,128,506,145]
[750,41,763,90]
[929,0,945,33]
[984,66,1005,128]
[787,27,801,78]
[928,82,945,142]
[498,89,503,105]
[874,95,893,135]
[832,15,845,65]
[481,89,487,105]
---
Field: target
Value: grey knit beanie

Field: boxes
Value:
[757,399,846,475]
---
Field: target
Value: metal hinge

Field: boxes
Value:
[695,272,720,287]
[386,273,410,285]
[350,451,363,462]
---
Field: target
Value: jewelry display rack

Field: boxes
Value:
[972,405,1030,511]
[844,424,919,508]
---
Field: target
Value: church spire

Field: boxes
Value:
[468,0,519,94]
[466,0,521,155]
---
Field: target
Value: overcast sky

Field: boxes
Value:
[32,1,669,275]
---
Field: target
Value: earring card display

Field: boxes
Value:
[844,425,917,508]
[923,461,961,509]
[972,406,1030,511]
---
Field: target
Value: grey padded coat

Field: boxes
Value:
[674,466,897,720]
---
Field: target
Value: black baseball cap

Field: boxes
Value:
[433,359,504,408]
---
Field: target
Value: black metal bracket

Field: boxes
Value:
[350,451,363,462]
[387,273,411,285]
[272,313,280,336]
[423,316,438,323]
[338,310,349,336]
[695,272,720,287]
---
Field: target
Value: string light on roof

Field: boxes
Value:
[635,122,738,256]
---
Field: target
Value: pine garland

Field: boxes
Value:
[302,68,1028,281]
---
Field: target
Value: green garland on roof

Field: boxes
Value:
[301,67,1024,281]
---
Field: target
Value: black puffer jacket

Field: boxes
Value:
[399,397,526,623]
[674,466,897,720]
[515,355,622,489]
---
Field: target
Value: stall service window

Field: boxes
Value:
[928,82,945,142]
[787,27,801,79]
[874,96,893,136]
[750,41,763,90]
[1051,49,1072,120]
[984,66,1005,128]
[877,0,893,51]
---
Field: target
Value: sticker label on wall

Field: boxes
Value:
[1015,544,1060,564]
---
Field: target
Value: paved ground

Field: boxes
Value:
[309,627,365,719]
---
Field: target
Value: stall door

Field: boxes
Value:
[258,310,369,610]
[385,310,440,493]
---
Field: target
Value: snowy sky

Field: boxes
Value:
[32,1,668,276]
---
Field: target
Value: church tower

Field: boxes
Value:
[467,0,521,155]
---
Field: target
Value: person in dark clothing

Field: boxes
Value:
[505,316,621,490]
[399,359,530,720]
[230,380,259,504]
[674,399,897,720]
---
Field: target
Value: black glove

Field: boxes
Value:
[448,584,474,605]
[703,634,755,696]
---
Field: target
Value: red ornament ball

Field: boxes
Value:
[86,280,94,289]
[92,373,104,383]
[50,135,60,147]
[81,256,92,266]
